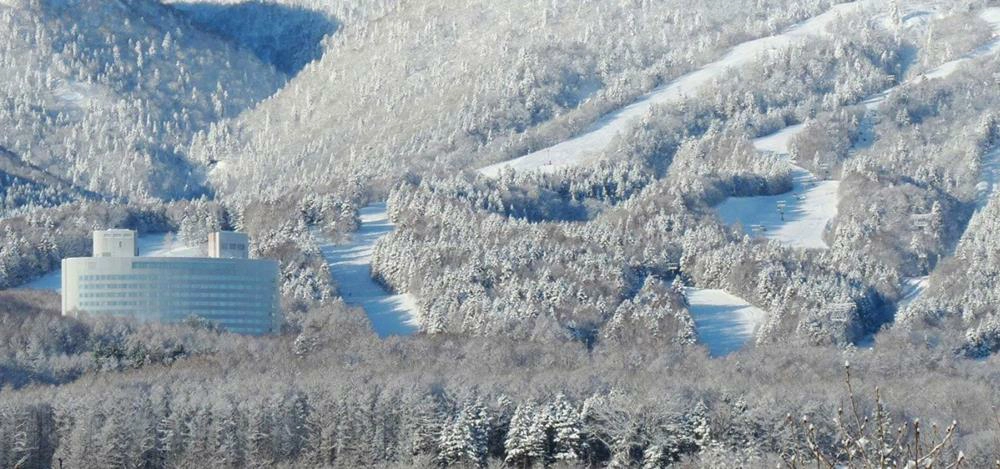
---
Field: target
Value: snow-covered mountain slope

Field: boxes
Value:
[314,203,418,337]
[195,0,843,201]
[717,169,839,250]
[897,276,929,309]
[0,148,89,217]
[166,1,339,75]
[0,0,284,200]
[479,1,863,177]
[922,8,1000,80]
[714,6,1000,250]
[899,144,1000,353]
[859,7,1000,109]
[686,288,767,357]
[714,125,839,249]
[977,145,1000,209]
[482,3,1000,180]
[818,7,1000,333]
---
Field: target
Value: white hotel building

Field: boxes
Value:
[61,230,281,335]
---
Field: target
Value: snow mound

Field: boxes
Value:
[479,1,862,177]
[685,287,767,357]
[314,203,419,337]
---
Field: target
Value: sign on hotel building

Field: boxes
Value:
[61,230,281,335]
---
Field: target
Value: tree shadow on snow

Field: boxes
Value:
[173,2,339,75]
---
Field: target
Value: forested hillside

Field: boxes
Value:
[2,0,1000,467]
[0,0,284,199]
[2,295,1000,467]
[195,0,841,201]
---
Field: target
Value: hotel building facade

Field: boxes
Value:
[61,230,281,335]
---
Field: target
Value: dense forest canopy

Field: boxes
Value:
[2,0,1000,467]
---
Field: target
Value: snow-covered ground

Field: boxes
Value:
[314,203,419,337]
[897,146,1000,310]
[479,1,862,177]
[886,10,1000,307]
[860,7,1000,115]
[717,169,839,249]
[976,145,1000,209]
[752,124,805,154]
[21,233,200,292]
[685,287,767,357]
[715,123,839,249]
[923,8,1000,80]
[715,6,1000,250]
[52,80,99,106]
[898,276,930,309]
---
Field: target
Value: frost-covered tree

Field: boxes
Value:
[504,403,545,468]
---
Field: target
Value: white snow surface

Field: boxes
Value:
[717,169,839,249]
[21,233,200,292]
[896,145,1000,314]
[976,145,1000,209]
[891,26,1000,311]
[717,119,837,250]
[898,276,930,309]
[53,81,98,106]
[479,1,863,177]
[751,124,806,155]
[685,287,767,357]
[860,7,1000,111]
[314,203,419,337]
[714,6,1000,250]
[922,8,1000,80]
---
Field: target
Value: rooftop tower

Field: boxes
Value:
[92,229,138,257]
[209,231,249,259]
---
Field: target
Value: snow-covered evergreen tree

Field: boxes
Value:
[504,402,546,468]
